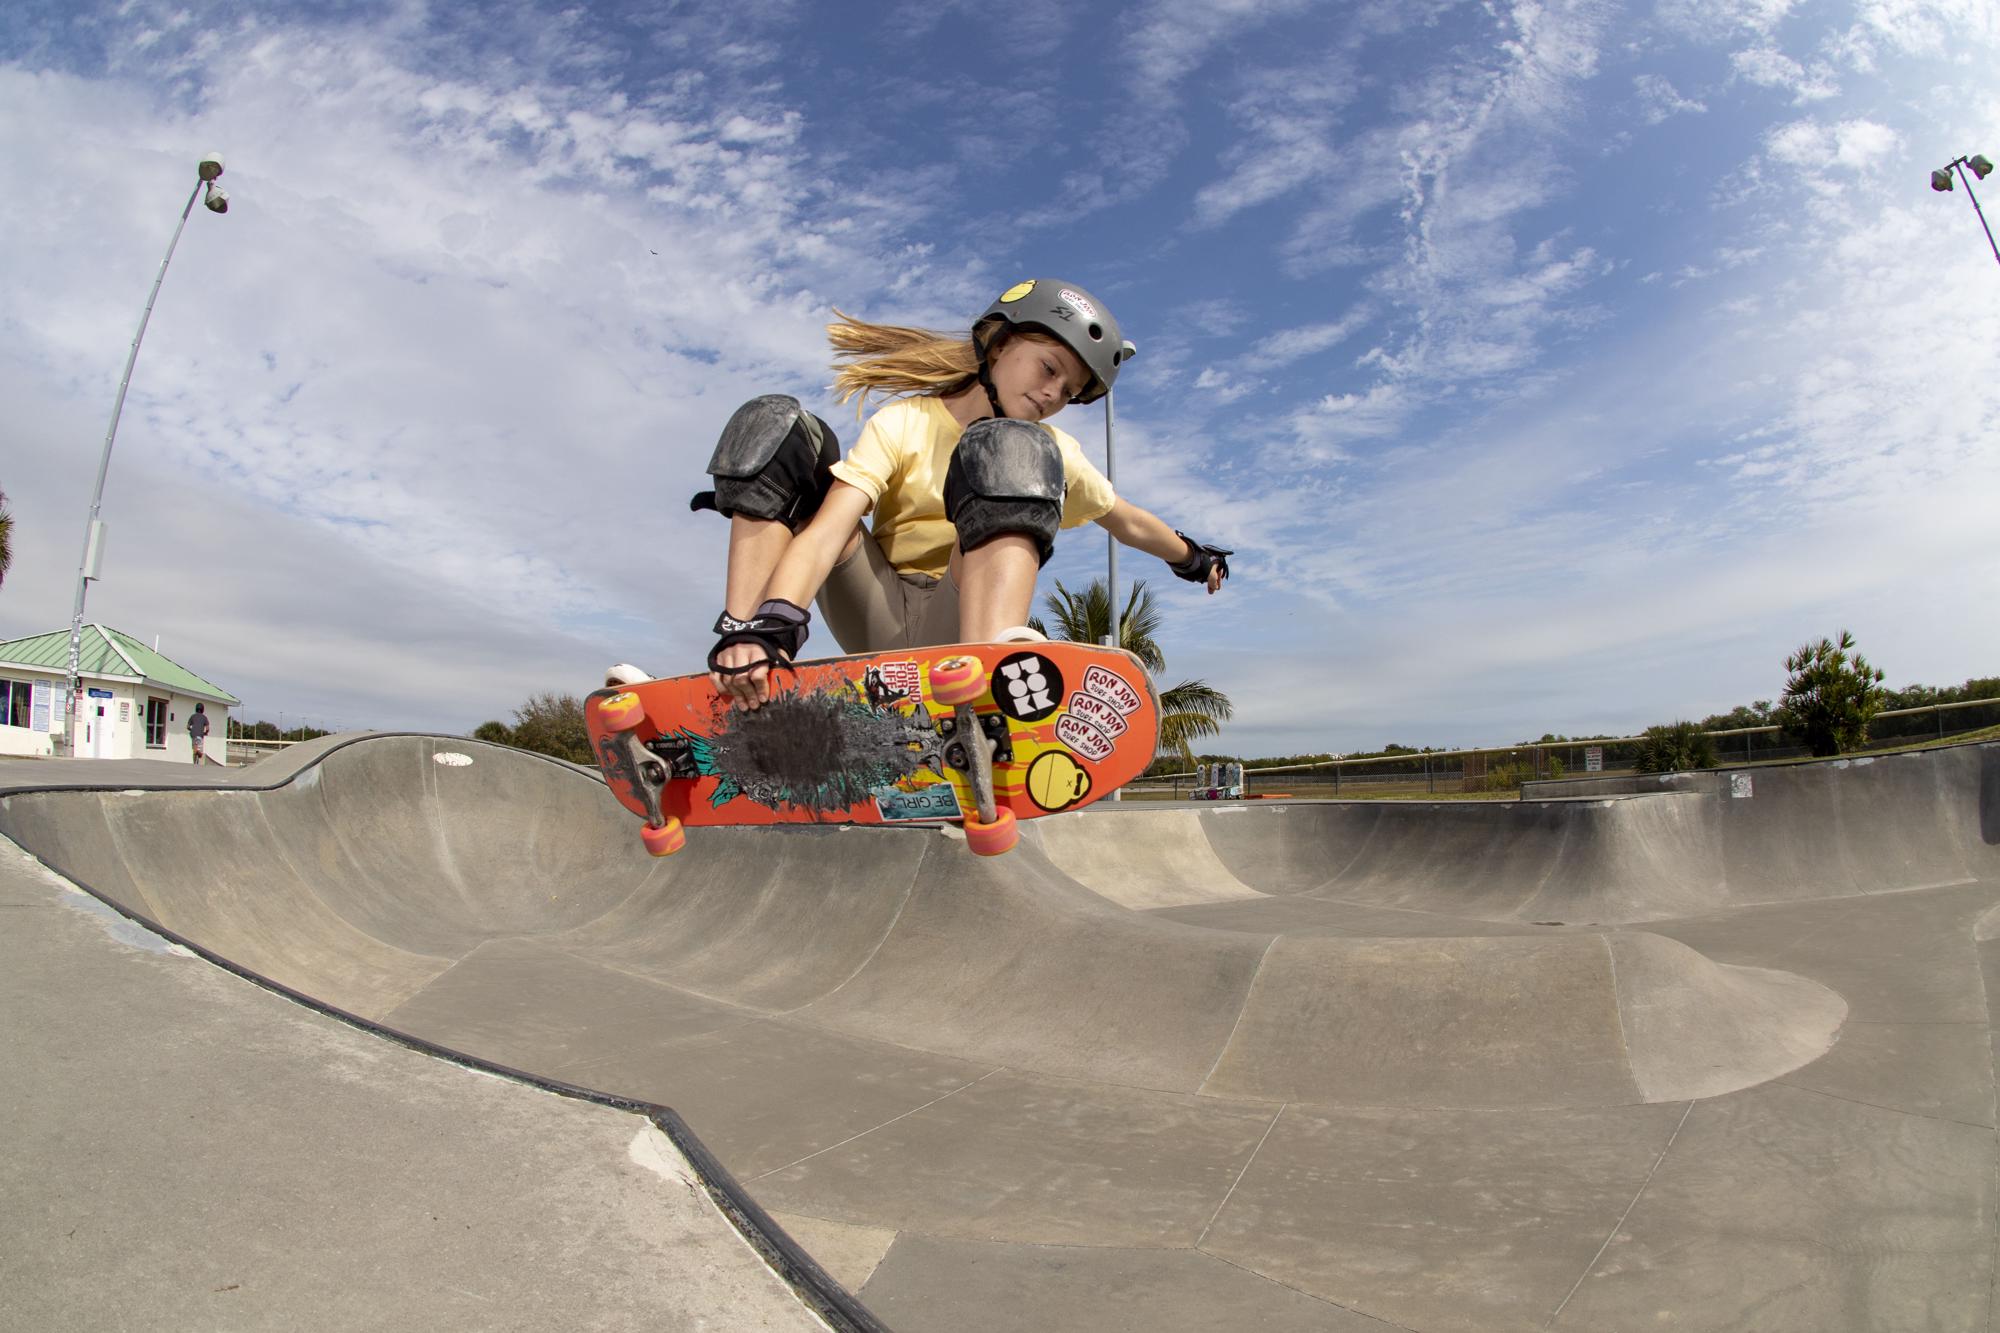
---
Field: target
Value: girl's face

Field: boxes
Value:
[988,333,1090,421]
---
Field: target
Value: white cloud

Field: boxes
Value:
[1670,243,1766,285]
[1193,366,1258,404]
[1634,72,1709,123]
[1123,0,1319,97]
[1192,113,1346,229]
[1190,61,1358,229]
[1763,116,1901,177]
[1279,383,1411,461]
[1250,310,1373,366]
[1655,0,1801,40]
[1847,0,2000,58]
[1730,47,1841,101]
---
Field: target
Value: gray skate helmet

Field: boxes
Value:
[973,278,1126,405]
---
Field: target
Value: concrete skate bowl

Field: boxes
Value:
[5,735,1999,1333]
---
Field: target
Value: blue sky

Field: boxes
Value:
[2,0,1996,755]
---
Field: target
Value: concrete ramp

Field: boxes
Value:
[0,736,1843,1108]
[1194,746,2000,924]
[1025,807,1267,908]
[5,736,1998,1333]
[1192,795,1733,922]
[1198,930,1843,1107]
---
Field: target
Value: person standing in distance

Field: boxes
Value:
[187,702,209,764]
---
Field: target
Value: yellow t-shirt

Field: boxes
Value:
[828,397,1117,577]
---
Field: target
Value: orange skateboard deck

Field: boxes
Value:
[586,641,1159,856]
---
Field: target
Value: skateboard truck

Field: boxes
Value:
[937,711,1013,770]
[927,657,1018,856]
[593,692,687,856]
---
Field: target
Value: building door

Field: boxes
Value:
[87,693,115,759]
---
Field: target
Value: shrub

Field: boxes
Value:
[501,692,592,765]
[1777,630,1886,757]
[1481,753,1566,792]
[1635,721,1718,774]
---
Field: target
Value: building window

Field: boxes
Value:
[1,679,31,729]
[146,697,168,749]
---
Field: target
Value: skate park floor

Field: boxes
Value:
[3,735,1998,1331]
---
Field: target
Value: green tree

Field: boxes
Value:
[1029,577,1234,766]
[1886,676,2000,709]
[1778,630,1886,758]
[472,720,514,746]
[1699,701,1776,731]
[0,488,12,587]
[504,691,592,764]
[1635,721,1718,773]
[226,718,331,743]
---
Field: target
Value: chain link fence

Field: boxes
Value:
[1137,697,2000,800]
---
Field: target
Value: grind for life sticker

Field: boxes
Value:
[874,660,922,700]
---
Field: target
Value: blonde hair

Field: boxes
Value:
[826,309,1065,413]
[826,309,976,409]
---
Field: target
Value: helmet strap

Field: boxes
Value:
[972,324,1010,420]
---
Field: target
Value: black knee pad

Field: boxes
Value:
[944,418,1064,566]
[690,394,840,530]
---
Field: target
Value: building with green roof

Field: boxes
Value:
[0,625,238,762]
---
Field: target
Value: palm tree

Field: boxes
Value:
[0,489,11,588]
[1030,577,1233,766]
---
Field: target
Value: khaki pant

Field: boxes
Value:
[816,529,964,653]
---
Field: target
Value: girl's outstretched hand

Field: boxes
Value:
[1168,531,1232,594]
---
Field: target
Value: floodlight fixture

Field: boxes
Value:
[1930,151,2000,269]
[65,155,232,755]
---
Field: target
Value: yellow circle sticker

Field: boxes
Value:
[1026,749,1093,812]
[999,280,1036,303]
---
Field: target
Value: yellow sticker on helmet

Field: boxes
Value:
[999,280,1036,303]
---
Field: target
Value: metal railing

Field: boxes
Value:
[1135,697,2000,800]
[221,737,299,765]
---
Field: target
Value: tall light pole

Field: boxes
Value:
[1930,152,1999,268]
[1102,339,1138,654]
[65,154,230,757]
[1103,340,1136,801]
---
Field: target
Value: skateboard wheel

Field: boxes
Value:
[640,817,686,857]
[598,691,646,732]
[963,807,1018,857]
[930,656,986,707]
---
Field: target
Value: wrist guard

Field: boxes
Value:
[1168,531,1233,584]
[707,599,811,677]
